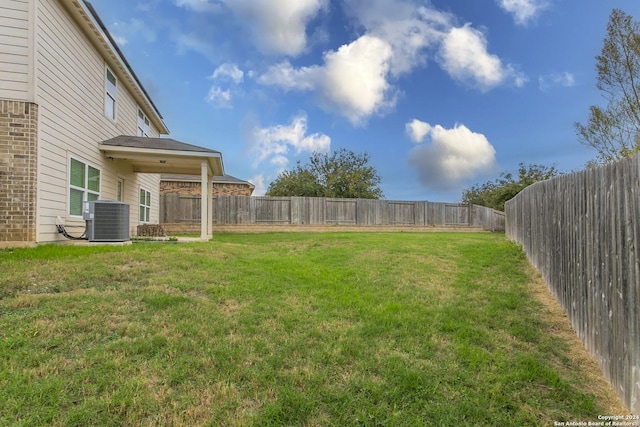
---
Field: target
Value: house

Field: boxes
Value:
[0,0,223,246]
[160,174,255,197]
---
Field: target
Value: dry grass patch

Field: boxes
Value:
[526,264,629,415]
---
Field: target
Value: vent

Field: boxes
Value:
[83,200,130,242]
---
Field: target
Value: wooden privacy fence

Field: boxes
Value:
[160,195,505,231]
[505,154,640,415]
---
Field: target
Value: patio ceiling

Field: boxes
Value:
[99,136,224,176]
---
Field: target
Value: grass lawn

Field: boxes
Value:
[0,232,627,426]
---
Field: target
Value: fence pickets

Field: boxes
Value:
[505,154,640,415]
[160,195,505,231]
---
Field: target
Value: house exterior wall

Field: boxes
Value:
[0,0,31,101]
[32,0,161,242]
[0,100,37,244]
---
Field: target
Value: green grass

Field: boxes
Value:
[0,233,620,426]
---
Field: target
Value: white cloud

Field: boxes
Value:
[211,63,244,83]
[258,61,318,91]
[174,0,327,56]
[206,86,232,108]
[407,121,497,191]
[342,0,452,76]
[497,0,549,26]
[405,119,432,143]
[207,64,244,108]
[173,0,525,124]
[249,114,331,168]
[257,0,451,124]
[174,0,222,13]
[112,35,128,46]
[259,35,395,126]
[538,72,575,91]
[318,35,395,125]
[249,174,267,196]
[225,0,327,56]
[257,2,526,125]
[109,18,156,47]
[437,24,527,91]
[343,1,525,89]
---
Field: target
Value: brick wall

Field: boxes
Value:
[160,181,254,196]
[0,100,38,243]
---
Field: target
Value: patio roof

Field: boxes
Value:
[100,136,224,176]
[100,135,224,241]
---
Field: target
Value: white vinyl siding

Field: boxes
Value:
[0,0,31,100]
[35,0,162,241]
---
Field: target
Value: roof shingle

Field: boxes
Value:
[101,136,221,154]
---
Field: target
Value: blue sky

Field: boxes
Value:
[90,0,640,201]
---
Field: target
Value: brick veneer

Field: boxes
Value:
[0,100,38,243]
[160,181,254,196]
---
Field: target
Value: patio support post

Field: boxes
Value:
[207,173,213,238]
[200,161,209,241]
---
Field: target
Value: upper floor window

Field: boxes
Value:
[105,67,117,120]
[69,157,100,217]
[137,109,150,137]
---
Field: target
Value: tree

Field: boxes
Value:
[575,9,640,163]
[264,165,323,197]
[266,149,383,199]
[461,163,561,211]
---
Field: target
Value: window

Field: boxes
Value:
[137,109,150,137]
[105,67,117,120]
[69,157,100,216]
[116,178,124,202]
[139,188,151,223]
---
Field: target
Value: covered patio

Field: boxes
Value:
[100,136,224,241]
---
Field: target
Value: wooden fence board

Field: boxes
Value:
[445,203,470,225]
[253,197,291,223]
[161,196,505,231]
[505,154,640,415]
[389,201,417,225]
[326,199,357,224]
[160,194,200,223]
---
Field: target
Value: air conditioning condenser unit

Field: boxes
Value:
[83,200,130,242]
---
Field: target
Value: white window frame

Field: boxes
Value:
[69,156,101,218]
[116,177,124,202]
[105,66,117,121]
[139,187,151,223]
[137,108,150,137]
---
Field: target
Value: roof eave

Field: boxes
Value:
[99,144,224,176]
[61,0,170,135]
